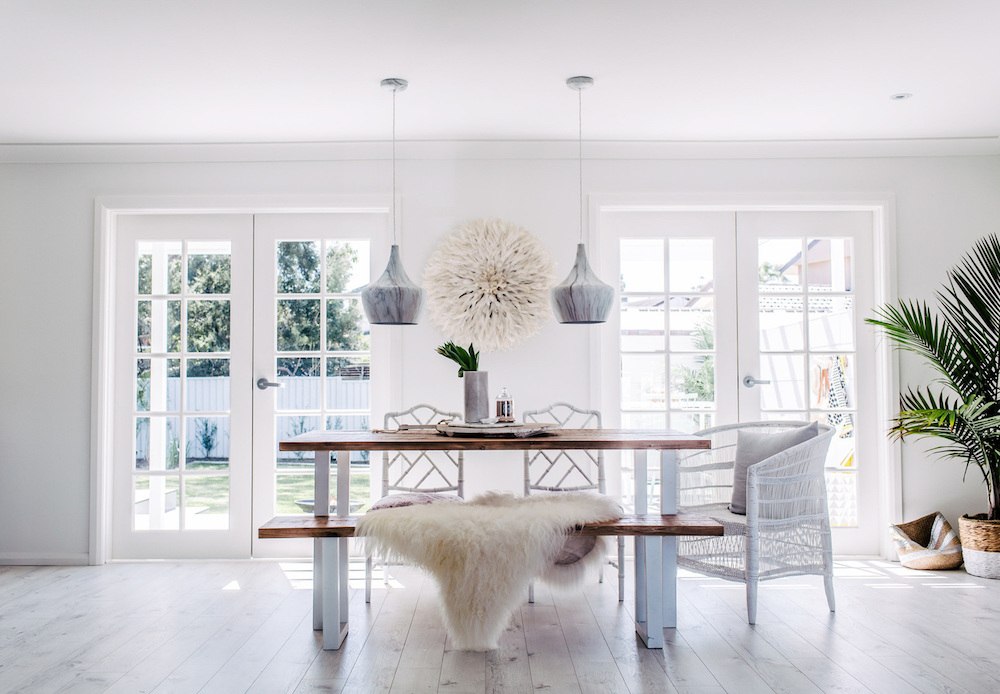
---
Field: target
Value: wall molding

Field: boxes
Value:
[0,552,90,566]
[3,137,999,164]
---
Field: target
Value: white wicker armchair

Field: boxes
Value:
[676,421,837,624]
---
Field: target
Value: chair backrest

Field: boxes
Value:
[523,402,604,495]
[748,423,836,523]
[676,421,834,515]
[383,404,464,497]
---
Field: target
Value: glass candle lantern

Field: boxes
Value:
[495,387,513,421]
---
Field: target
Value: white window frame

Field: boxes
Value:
[591,193,900,559]
[91,195,399,564]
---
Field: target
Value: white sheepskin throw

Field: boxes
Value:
[357,491,622,650]
[423,218,556,352]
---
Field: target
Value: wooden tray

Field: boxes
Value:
[434,421,560,438]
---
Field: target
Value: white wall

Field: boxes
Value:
[2,150,999,563]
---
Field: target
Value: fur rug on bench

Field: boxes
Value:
[357,491,622,650]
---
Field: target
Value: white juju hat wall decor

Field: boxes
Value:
[551,75,614,324]
[361,77,425,325]
[424,218,556,352]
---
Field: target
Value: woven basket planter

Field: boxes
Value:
[890,512,963,570]
[959,514,1000,579]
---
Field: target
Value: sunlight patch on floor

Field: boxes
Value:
[277,558,407,590]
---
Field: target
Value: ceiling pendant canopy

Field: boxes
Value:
[361,77,426,325]
[551,76,614,324]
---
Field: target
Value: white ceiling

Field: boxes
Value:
[2,0,999,146]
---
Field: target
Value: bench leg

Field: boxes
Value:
[313,538,323,630]
[618,536,625,603]
[635,535,664,648]
[322,537,349,649]
[634,536,645,625]
[662,535,677,628]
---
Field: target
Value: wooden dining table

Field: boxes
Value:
[276,428,712,649]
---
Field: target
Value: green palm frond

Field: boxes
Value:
[893,391,1000,488]
[436,341,480,377]
[938,235,1000,396]
[867,234,1000,518]
[867,301,964,391]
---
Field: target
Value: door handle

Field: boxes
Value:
[256,378,285,390]
[742,375,771,388]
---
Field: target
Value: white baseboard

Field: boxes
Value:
[0,552,90,566]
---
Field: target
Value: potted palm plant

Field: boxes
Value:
[867,234,1000,578]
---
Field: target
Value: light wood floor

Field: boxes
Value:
[1,556,998,693]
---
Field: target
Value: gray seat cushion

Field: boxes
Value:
[730,422,819,514]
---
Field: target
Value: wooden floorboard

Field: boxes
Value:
[1,557,999,693]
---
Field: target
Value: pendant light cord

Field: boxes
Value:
[578,86,584,244]
[392,87,398,247]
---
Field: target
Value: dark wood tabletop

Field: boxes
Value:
[279,428,711,452]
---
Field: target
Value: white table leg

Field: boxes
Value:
[313,450,330,631]
[660,450,677,629]
[634,449,665,647]
[634,448,679,648]
[317,449,352,649]
[336,450,351,625]
[633,450,647,627]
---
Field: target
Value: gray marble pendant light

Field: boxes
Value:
[361,78,425,325]
[551,76,614,324]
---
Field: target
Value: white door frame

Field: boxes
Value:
[91,195,396,564]
[591,192,900,559]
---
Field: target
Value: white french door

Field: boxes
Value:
[113,214,253,559]
[735,212,877,552]
[111,210,388,560]
[601,208,880,554]
[251,213,389,558]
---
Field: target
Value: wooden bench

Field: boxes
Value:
[259,513,723,539]
[259,512,722,649]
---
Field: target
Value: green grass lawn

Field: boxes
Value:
[275,472,371,514]
[141,465,372,515]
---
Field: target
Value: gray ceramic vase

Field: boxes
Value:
[463,371,489,423]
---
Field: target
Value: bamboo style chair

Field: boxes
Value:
[523,402,625,602]
[365,404,464,603]
[676,420,837,623]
